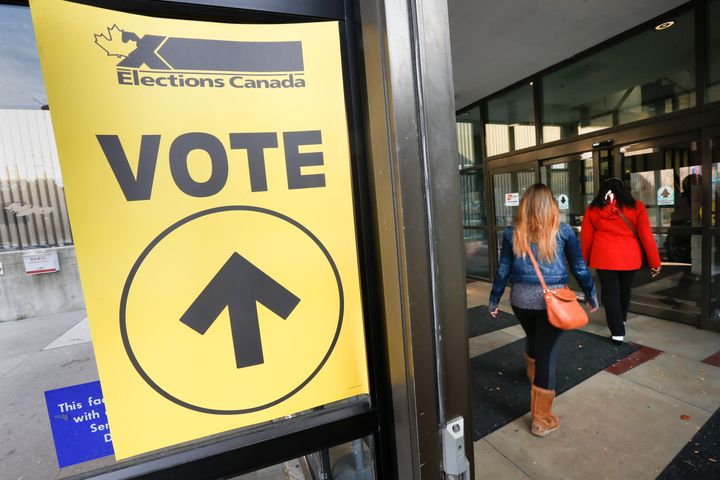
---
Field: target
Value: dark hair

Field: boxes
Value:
[590,177,636,209]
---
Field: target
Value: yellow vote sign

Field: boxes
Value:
[30,0,369,460]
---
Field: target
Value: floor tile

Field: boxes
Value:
[473,439,530,480]
[485,372,711,480]
[620,353,720,413]
[625,315,720,361]
[469,331,518,358]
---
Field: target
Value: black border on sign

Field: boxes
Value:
[119,205,345,414]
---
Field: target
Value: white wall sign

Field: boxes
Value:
[657,186,674,206]
[22,252,60,275]
[504,193,519,206]
[557,194,570,210]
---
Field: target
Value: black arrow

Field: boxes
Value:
[180,252,300,369]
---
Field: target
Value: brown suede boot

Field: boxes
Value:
[524,353,535,384]
[530,385,560,437]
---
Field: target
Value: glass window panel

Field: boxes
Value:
[230,436,376,479]
[540,153,594,227]
[632,234,703,314]
[621,140,703,228]
[465,228,490,278]
[542,9,695,140]
[492,167,536,226]
[461,170,489,278]
[1,5,372,479]
[598,148,614,181]
[708,0,720,103]
[0,5,70,252]
[460,170,487,228]
[485,84,536,156]
[712,136,720,227]
[712,236,720,323]
[496,229,505,260]
[456,105,483,168]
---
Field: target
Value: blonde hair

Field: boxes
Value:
[513,184,560,263]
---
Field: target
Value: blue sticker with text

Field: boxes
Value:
[44,380,114,467]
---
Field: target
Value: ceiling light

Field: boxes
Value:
[655,21,675,31]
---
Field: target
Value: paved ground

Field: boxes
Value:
[1,283,718,479]
[467,281,720,480]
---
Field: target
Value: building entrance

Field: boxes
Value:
[485,121,720,331]
[619,134,704,324]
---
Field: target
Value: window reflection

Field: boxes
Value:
[621,141,703,228]
[540,153,594,227]
[708,0,720,103]
[456,106,482,168]
[485,84,535,156]
[542,9,695,140]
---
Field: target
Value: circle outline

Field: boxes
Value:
[120,205,344,415]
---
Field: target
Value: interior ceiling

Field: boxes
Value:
[449,0,690,110]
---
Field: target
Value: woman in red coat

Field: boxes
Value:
[581,178,661,345]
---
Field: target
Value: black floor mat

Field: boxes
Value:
[468,305,518,337]
[471,329,640,440]
[657,407,720,479]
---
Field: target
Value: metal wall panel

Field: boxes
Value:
[0,109,73,250]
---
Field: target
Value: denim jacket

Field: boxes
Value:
[488,223,598,312]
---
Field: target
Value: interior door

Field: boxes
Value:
[540,151,596,293]
[619,134,703,325]
[489,163,538,267]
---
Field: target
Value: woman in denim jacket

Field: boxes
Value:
[488,184,598,437]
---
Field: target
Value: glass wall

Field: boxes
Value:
[621,138,703,315]
[712,135,720,324]
[457,105,490,277]
[542,9,695,140]
[709,0,720,103]
[1,3,376,479]
[484,83,535,156]
[540,153,594,227]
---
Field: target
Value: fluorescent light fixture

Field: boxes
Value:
[622,147,657,157]
[655,21,675,31]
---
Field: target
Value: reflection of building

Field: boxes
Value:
[0,109,73,250]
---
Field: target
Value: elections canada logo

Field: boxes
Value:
[93,25,306,90]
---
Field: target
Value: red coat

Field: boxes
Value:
[581,201,661,270]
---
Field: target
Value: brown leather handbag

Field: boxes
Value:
[526,248,589,330]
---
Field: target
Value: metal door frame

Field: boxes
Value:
[701,125,720,331]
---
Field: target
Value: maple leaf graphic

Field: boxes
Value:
[94,25,136,59]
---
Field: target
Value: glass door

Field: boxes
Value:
[708,129,720,329]
[620,135,703,324]
[540,152,596,293]
[490,163,538,263]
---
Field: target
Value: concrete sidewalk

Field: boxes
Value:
[467,281,720,480]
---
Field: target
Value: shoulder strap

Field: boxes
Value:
[525,248,549,293]
[617,209,638,238]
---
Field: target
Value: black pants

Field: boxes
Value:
[597,269,637,337]
[512,306,563,390]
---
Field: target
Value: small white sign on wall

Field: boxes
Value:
[504,192,520,206]
[557,194,570,210]
[23,252,60,275]
[657,186,674,206]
